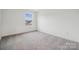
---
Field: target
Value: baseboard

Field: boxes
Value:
[38,30,79,43]
[2,30,38,38]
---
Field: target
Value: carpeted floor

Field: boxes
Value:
[0,31,79,50]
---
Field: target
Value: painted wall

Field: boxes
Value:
[2,9,37,36]
[38,9,79,42]
[0,10,2,39]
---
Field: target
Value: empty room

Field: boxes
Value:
[0,9,79,50]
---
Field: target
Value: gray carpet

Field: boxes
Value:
[0,31,79,50]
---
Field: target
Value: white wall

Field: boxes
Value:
[0,9,2,39]
[38,9,79,42]
[0,10,1,39]
[2,9,37,36]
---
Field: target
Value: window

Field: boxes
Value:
[24,12,32,24]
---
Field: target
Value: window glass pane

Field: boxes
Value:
[25,12,32,22]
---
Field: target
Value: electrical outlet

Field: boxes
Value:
[66,32,70,36]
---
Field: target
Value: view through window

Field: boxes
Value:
[24,12,32,25]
